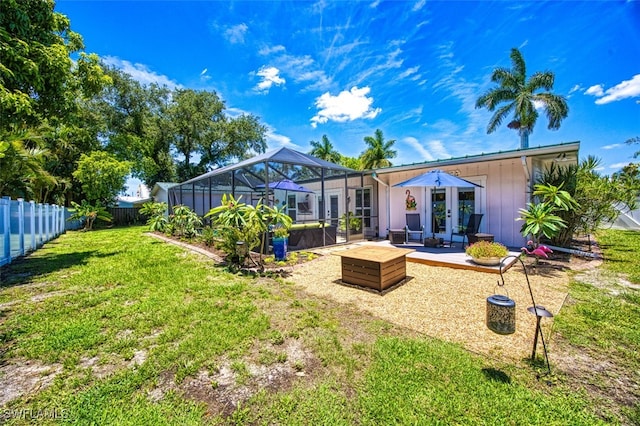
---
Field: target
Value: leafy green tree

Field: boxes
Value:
[72,151,131,205]
[169,89,225,181]
[0,130,56,200]
[309,135,341,163]
[626,136,640,159]
[340,156,363,170]
[475,48,569,148]
[169,89,267,181]
[67,200,112,231]
[198,113,267,169]
[0,0,81,127]
[537,156,640,247]
[361,129,396,169]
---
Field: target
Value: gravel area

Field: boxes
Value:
[288,251,570,362]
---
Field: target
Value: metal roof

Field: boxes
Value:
[181,146,356,185]
[373,141,580,175]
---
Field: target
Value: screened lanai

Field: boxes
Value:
[168,147,377,245]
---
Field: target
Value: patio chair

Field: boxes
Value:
[450,213,483,248]
[405,213,424,243]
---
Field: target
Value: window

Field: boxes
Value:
[355,188,371,228]
[457,189,475,231]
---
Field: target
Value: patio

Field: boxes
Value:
[315,240,521,274]
[290,242,570,362]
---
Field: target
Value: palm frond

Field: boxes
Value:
[487,103,514,134]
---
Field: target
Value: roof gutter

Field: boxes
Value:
[374,142,580,176]
[371,172,391,234]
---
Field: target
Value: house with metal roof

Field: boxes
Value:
[169,142,580,249]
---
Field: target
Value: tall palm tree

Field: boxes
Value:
[309,134,341,163]
[361,129,396,169]
[475,48,569,149]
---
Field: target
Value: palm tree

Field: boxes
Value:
[309,134,341,163]
[475,48,569,149]
[361,129,396,169]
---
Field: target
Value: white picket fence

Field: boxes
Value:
[0,196,82,267]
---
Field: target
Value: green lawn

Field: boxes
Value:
[0,226,636,425]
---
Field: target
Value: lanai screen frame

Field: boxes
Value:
[167,147,366,243]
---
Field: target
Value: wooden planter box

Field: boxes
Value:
[336,246,414,292]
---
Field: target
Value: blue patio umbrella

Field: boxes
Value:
[394,170,482,189]
[393,170,483,236]
[256,179,314,193]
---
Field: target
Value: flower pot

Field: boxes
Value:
[471,256,502,266]
[272,237,288,261]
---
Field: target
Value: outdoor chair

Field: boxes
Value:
[405,213,424,242]
[450,213,483,248]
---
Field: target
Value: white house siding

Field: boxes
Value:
[376,158,535,248]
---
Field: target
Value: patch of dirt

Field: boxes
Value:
[148,338,321,417]
[551,337,640,423]
[0,360,62,406]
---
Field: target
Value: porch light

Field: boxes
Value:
[486,255,553,374]
[236,241,247,258]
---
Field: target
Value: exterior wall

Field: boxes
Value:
[376,158,529,248]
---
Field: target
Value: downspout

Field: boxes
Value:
[371,172,390,235]
[521,156,531,202]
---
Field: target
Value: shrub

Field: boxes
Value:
[67,200,112,231]
[139,201,168,232]
[465,241,508,258]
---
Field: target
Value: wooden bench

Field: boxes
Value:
[335,246,414,292]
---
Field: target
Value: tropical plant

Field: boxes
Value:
[272,227,290,239]
[339,212,362,232]
[67,200,112,231]
[475,47,569,148]
[139,201,168,232]
[169,204,202,238]
[205,194,292,267]
[309,135,341,164]
[465,241,508,258]
[360,129,397,169]
[517,183,576,245]
[537,156,640,247]
[0,130,56,201]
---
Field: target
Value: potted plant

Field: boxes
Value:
[465,240,508,266]
[272,226,289,261]
[339,212,362,233]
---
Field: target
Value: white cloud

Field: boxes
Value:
[585,84,605,97]
[102,56,180,89]
[398,66,420,80]
[568,84,582,95]
[412,0,426,12]
[224,23,248,44]
[609,162,632,170]
[265,128,296,149]
[402,137,435,162]
[602,143,622,150]
[427,140,451,159]
[278,53,333,92]
[258,44,286,56]
[200,68,211,82]
[311,86,381,128]
[253,66,286,93]
[594,74,640,105]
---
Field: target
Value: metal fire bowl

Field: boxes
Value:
[527,305,554,318]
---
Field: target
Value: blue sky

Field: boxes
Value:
[56,0,640,187]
